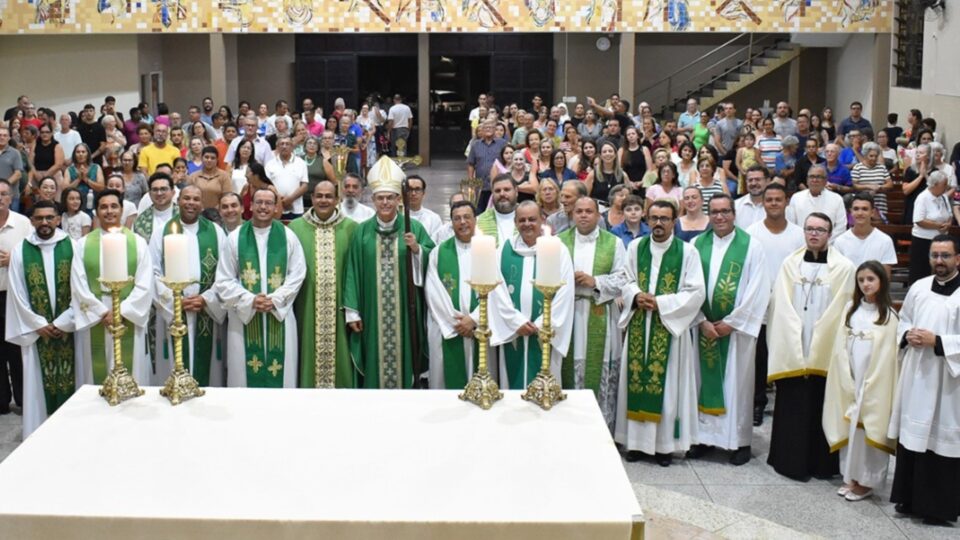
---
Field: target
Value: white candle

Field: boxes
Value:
[535,230,563,287]
[163,233,191,282]
[101,230,129,282]
[470,231,498,285]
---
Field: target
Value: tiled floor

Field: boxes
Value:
[1,158,956,538]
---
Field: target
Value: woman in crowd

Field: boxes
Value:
[523,130,542,165]
[303,137,335,211]
[324,116,339,135]
[168,157,188,190]
[609,194,648,246]
[218,105,234,124]
[506,151,536,202]
[639,116,658,147]
[908,170,952,284]
[569,139,597,181]
[692,111,712,150]
[810,113,825,146]
[291,121,310,158]
[536,177,561,218]
[655,129,676,155]
[902,143,932,225]
[536,149,577,185]
[102,115,127,149]
[641,148,670,188]
[692,156,728,212]
[335,116,361,174]
[536,139,554,173]
[491,144,515,179]
[821,107,837,144]
[587,141,630,208]
[930,142,956,188]
[675,141,698,188]
[774,136,799,188]
[229,139,256,195]
[645,161,682,213]
[118,151,148,204]
[184,137,205,175]
[757,117,783,172]
[30,124,64,187]
[675,186,709,242]
[852,142,893,220]
[620,126,651,197]
[875,130,898,171]
[602,185,629,229]
[60,187,91,239]
[824,260,898,503]
[561,123,581,158]
[256,103,271,135]
[577,109,602,140]
[533,106,549,132]
[62,143,103,213]
[189,121,213,148]
[28,176,59,206]
[240,162,283,221]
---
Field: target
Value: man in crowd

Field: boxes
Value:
[218,192,244,234]
[890,234,960,525]
[786,164,847,240]
[838,101,872,139]
[833,192,897,274]
[467,121,508,210]
[687,195,769,465]
[54,113,82,164]
[77,104,107,163]
[288,180,358,389]
[405,175,443,242]
[387,94,413,157]
[265,136,308,220]
[343,157,435,389]
[558,197,627,429]
[71,190,155,389]
[5,201,78,435]
[547,180,587,235]
[766,212,855,480]
[496,201,574,389]
[475,175,518,246]
[339,173,375,223]
[139,124,182,176]
[714,103,743,155]
[734,165,768,230]
[216,188,306,388]
[795,137,824,190]
[150,186,227,386]
[616,200,706,467]
[677,99,700,136]
[773,101,797,138]
[265,100,293,138]
[226,116,274,165]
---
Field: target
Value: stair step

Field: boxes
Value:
[713,81,728,90]
[739,65,752,74]
[725,72,741,82]
[775,41,795,51]
[752,57,769,66]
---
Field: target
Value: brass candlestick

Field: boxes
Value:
[332,144,350,181]
[522,282,567,410]
[459,281,504,410]
[391,139,423,170]
[99,278,145,406]
[159,279,205,405]
[459,177,483,207]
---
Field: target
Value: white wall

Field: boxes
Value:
[236,35,296,110]
[0,35,140,117]
[824,34,876,117]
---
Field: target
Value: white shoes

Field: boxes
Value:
[837,485,851,496]
[844,489,873,502]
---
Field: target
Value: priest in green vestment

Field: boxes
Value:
[289,179,359,389]
[149,186,228,387]
[343,156,435,389]
[558,197,628,431]
[474,175,518,246]
[71,189,155,389]
[6,202,79,438]
[215,188,307,388]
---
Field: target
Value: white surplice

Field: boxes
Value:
[569,227,628,430]
[137,204,176,384]
[495,235,575,387]
[215,225,306,388]
[70,230,154,387]
[5,230,79,438]
[888,276,960,458]
[692,230,770,450]
[339,200,375,223]
[424,238,519,389]
[411,207,444,244]
[615,236,705,455]
[149,220,228,386]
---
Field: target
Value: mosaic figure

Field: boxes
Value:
[284,0,312,24]
[152,0,186,27]
[35,0,68,24]
[643,0,690,31]
[838,0,876,26]
[580,0,619,30]
[461,0,506,27]
[526,0,555,26]
[716,0,761,24]
[219,0,254,28]
[345,0,391,24]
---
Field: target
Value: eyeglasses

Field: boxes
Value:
[804,227,829,235]
[150,187,171,194]
[647,216,673,224]
[406,187,424,193]
[708,209,733,217]
[253,200,276,207]
[32,215,58,223]
[930,253,956,260]
[807,174,826,180]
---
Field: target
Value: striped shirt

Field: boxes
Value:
[851,163,891,215]
[756,135,782,171]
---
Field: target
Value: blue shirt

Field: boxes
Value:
[610,221,649,247]
[826,163,852,187]
[838,116,872,137]
[538,168,578,183]
[774,153,797,175]
[838,147,857,169]
[678,111,700,131]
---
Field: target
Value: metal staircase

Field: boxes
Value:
[638,33,802,118]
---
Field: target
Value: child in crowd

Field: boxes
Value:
[59,187,91,239]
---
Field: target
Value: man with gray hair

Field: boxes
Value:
[786,164,847,241]
[773,101,797,138]
[547,180,588,234]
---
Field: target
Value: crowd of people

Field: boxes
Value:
[0,91,958,526]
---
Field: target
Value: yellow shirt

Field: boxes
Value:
[139,143,182,175]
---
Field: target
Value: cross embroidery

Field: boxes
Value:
[240,261,260,290]
[441,273,457,296]
[267,359,283,377]
[267,266,284,290]
[247,355,263,373]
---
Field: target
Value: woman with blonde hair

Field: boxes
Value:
[536,176,561,218]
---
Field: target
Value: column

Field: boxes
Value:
[209,34,228,109]
[418,33,430,166]
[618,33,636,106]
[787,56,801,113]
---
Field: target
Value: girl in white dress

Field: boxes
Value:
[824,260,899,502]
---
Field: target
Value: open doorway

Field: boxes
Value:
[358,55,418,153]
[430,55,490,156]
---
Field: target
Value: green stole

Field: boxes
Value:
[133,204,178,241]
[558,228,616,394]
[693,229,750,415]
[83,228,138,383]
[133,204,177,372]
[237,221,288,388]
[500,241,543,389]
[476,210,499,245]
[22,238,75,414]
[162,217,219,386]
[626,236,684,423]
[436,238,479,388]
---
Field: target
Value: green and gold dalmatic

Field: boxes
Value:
[237,221,287,388]
[22,238,75,414]
[162,217,219,386]
[82,228,137,383]
[500,241,543,389]
[436,238,479,389]
[626,236,683,423]
[558,229,615,394]
[693,229,749,415]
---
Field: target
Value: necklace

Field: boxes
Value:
[800,266,823,311]
[305,155,317,167]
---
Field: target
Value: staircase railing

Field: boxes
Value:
[636,33,788,117]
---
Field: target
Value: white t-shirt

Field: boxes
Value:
[833,228,897,268]
[388,104,413,130]
[746,220,806,292]
[54,129,83,162]
[61,211,92,239]
[121,200,138,226]
[265,155,308,215]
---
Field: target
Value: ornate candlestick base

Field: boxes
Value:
[522,282,567,410]
[459,281,504,410]
[159,278,205,405]
[99,278,145,406]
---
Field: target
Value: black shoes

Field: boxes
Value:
[685,444,712,459]
[894,503,912,515]
[654,453,673,467]
[729,446,752,466]
[753,405,764,427]
[624,451,644,463]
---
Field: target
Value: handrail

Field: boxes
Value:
[636,32,749,95]
[672,34,779,93]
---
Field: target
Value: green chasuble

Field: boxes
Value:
[475,209,501,245]
[499,240,543,389]
[557,228,617,394]
[22,237,75,414]
[343,215,435,389]
[82,228,138,383]
[289,209,358,389]
[161,217,219,386]
[693,228,750,415]
[435,238,479,389]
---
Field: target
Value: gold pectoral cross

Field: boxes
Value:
[241,261,260,291]
[267,359,283,377]
[247,355,264,373]
[267,266,284,290]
